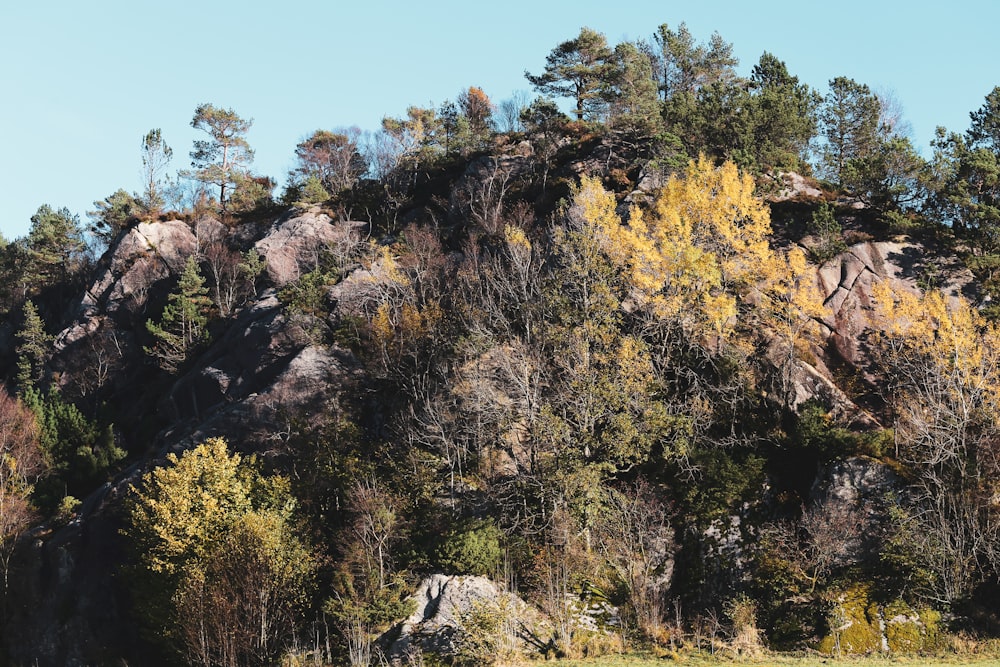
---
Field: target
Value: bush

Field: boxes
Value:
[435,519,503,576]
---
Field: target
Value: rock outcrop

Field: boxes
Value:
[384,574,538,661]
[816,240,977,368]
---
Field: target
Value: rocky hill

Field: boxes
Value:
[0,138,988,664]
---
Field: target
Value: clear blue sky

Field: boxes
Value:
[1,0,997,240]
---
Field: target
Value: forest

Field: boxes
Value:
[4,20,1000,667]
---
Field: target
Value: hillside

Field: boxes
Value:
[3,22,1000,667]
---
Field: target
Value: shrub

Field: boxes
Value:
[436,519,503,576]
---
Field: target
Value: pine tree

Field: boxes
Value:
[15,300,51,393]
[145,256,212,373]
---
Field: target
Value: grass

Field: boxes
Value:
[547,652,1000,666]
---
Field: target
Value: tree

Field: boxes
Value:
[0,389,45,599]
[520,98,568,190]
[743,52,819,172]
[140,128,173,214]
[458,86,495,149]
[21,204,87,294]
[145,255,212,373]
[818,77,881,185]
[23,387,123,510]
[88,189,139,245]
[190,103,254,211]
[15,300,51,392]
[326,479,412,667]
[605,41,662,136]
[525,27,612,121]
[127,437,313,666]
[292,128,367,195]
[872,283,1000,604]
[928,87,1000,251]
[650,23,738,101]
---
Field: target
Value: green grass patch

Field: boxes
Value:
[548,652,1000,666]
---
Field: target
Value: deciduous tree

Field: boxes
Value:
[0,389,44,598]
[872,283,1000,604]
[293,128,367,195]
[127,437,313,666]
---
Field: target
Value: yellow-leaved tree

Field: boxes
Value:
[127,438,314,667]
[872,282,1000,605]
[579,157,824,402]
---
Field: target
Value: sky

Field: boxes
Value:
[2,0,999,240]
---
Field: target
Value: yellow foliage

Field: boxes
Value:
[872,281,1000,430]
[503,224,531,253]
[575,159,794,343]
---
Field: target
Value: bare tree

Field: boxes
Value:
[0,390,45,598]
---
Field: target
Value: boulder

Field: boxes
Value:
[815,240,977,368]
[384,574,540,662]
[255,208,366,286]
[82,219,198,320]
[810,456,900,565]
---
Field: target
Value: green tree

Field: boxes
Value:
[525,26,612,121]
[141,128,173,215]
[520,98,568,190]
[88,189,139,245]
[21,204,87,294]
[651,22,737,101]
[606,41,663,137]
[145,255,212,373]
[819,77,881,185]
[127,437,313,666]
[844,134,925,213]
[652,24,744,161]
[190,103,254,211]
[743,52,819,172]
[928,87,1000,251]
[15,300,52,393]
[24,388,123,511]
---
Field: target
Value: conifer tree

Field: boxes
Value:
[15,300,51,393]
[526,27,612,121]
[140,128,173,215]
[145,256,212,373]
[190,103,254,211]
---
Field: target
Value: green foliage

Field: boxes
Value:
[287,174,330,207]
[278,268,337,343]
[452,597,521,667]
[23,387,123,512]
[140,128,173,215]
[743,52,819,172]
[145,255,212,373]
[15,300,51,392]
[19,204,88,295]
[228,172,275,212]
[819,77,881,186]
[87,189,139,245]
[189,102,254,211]
[526,27,613,121]
[806,203,846,263]
[436,519,503,576]
[605,41,662,136]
